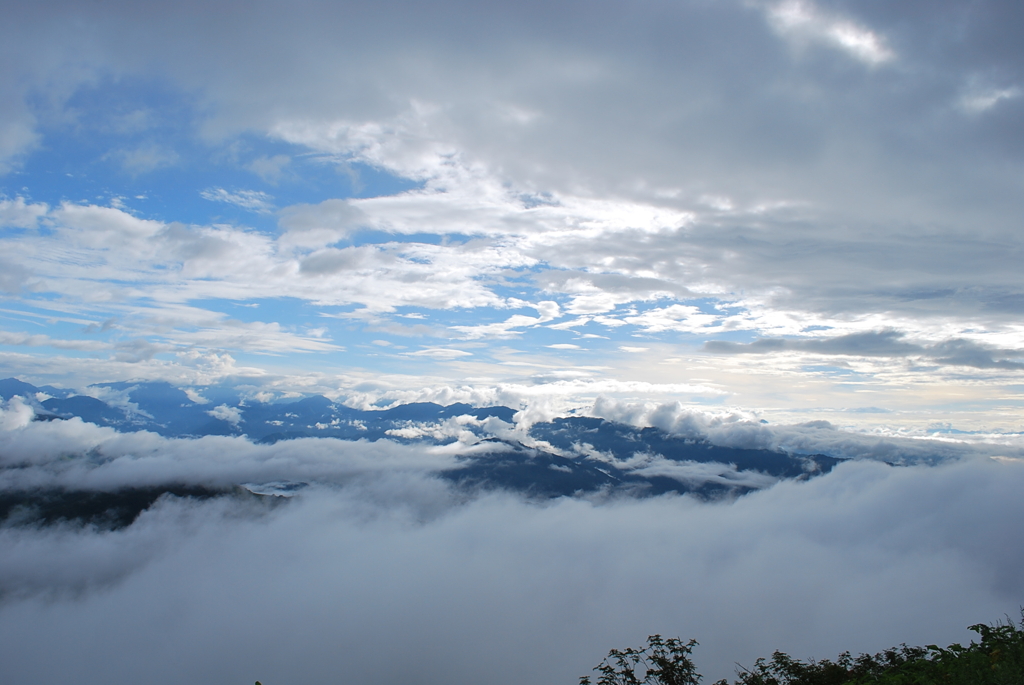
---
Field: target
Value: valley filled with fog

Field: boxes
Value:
[2,379,1023,684]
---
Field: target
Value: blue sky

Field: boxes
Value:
[2,0,1024,432]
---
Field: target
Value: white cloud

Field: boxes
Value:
[623,454,781,490]
[0,330,110,352]
[246,153,291,184]
[453,301,561,340]
[183,388,209,404]
[200,188,275,213]
[405,348,473,360]
[960,85,1021,114]
[0,395,34,431]
[278,198,368,249]
[0,197,47,229]
[206,404,242,425]
[167,319,342,355]
[0,445,1021,684]
[0,403,460,488]
[623,305,721,334]
[52,202,164,250]
[332,378,729,428]
[765,0,894,65]
[588,396,1024,464]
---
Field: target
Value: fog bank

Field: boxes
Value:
[2,456,1022,684]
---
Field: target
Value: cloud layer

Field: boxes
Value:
[0,1,1023,431]
[3,380,1023,684]
[1,454,1022,685]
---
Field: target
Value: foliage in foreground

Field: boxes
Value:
[581,613,1024,685]
[580,634,702,685]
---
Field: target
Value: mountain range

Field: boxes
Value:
[1,377,843,527]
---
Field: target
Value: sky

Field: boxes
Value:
[1,0,1023,430]
[2,1,1024,683]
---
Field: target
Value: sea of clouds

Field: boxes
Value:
[2,397,1023,684]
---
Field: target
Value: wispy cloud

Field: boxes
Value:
[960,85,1021,114]
[764,0,894,65]
[106,144,180,174]
[404,347,473,360]
[200,188,275,213]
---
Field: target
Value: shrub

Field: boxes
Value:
[581,634,702,685]
[581,612,1024,685]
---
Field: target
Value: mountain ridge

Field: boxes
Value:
[1,376,843,527]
